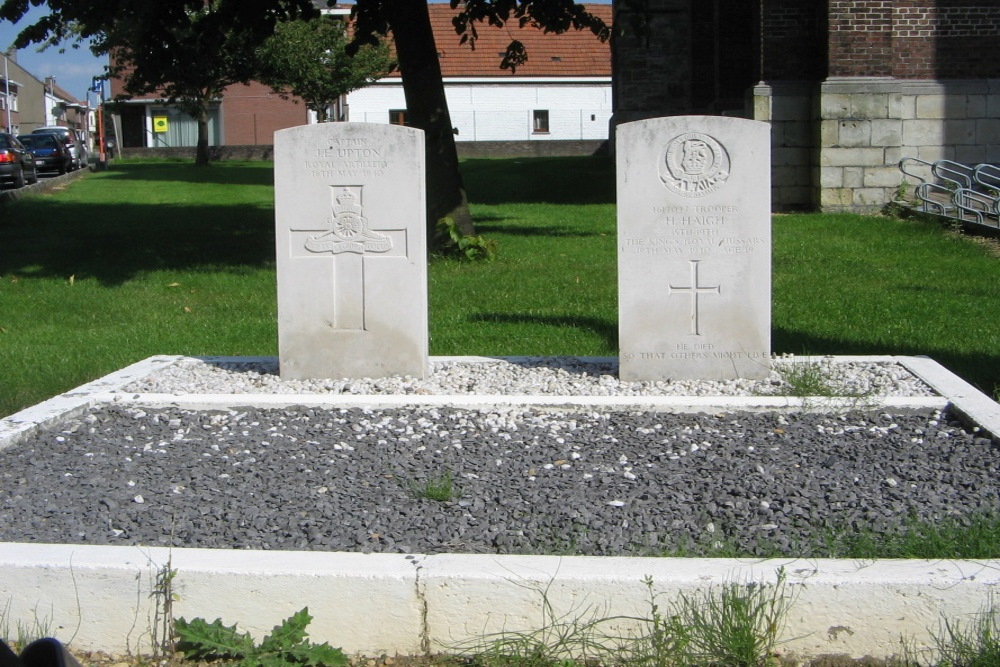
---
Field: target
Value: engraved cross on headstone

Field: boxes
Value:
[668,259,720,336]
[290,186,407,331]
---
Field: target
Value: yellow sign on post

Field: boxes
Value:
[153,116,169,133]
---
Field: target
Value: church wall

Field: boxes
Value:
[613,0,1000,212]
[813,1,1000,212]
[611,0,691,125]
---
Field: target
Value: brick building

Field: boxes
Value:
[112,80,309,151]
[613,0,1000,211]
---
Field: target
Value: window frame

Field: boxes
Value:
[532,109,550,134]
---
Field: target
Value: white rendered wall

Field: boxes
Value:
[346,80,612,141]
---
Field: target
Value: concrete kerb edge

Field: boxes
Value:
[897,355,1000,443]
[2,543,999,660]
[0,166,90,204]
[0,355,184,452]
[1,354,998,660]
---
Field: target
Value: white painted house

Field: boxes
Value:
[343,4,612,143]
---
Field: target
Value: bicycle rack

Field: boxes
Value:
[898,158,1000,231]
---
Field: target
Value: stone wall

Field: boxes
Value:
[828,1,1000,79]
[120,146,276,161]
[815,78,1000,212]
[752,82,816,210]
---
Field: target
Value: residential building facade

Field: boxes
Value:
[113,81,309,150]
[112,4,612,151]
[345,4,612,143]
[0,51,91,148]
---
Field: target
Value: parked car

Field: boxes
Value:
[31,127,85,170]
[0,132,38,188]
[18,133,72,175]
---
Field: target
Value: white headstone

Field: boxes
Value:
[274,123,427,380]
[617,116,771,381]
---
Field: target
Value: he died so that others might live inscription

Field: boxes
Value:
[619,128,768,370]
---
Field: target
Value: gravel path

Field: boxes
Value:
[2,397,997,557]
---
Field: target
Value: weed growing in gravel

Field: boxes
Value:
[767,359,874,400]
[821,511,1000,560]
[410,470,456,502]
[759,358,878,412]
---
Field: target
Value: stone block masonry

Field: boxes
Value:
[812,78,1000,213]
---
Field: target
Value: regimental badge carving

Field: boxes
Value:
[659,133,731,197]
[305,187,392,254]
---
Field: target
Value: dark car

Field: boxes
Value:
[0,133,38,188]
[18,133,72,175]
[31,127,84,170]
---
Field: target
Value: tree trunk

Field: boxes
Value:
[195,105,210,166]
[385,0,475,242]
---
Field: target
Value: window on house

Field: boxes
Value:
[149,105,220,148]
[532,110,549,134]
[389,109,409,126]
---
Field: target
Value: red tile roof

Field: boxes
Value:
[391,3,612,78]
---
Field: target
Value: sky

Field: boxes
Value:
[0,4,106,104]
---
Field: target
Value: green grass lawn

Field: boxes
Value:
[1,156,999,419]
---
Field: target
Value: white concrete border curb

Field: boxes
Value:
[1,355,998,661]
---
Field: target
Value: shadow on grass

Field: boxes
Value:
[462,155,615,205]
[474,223,608,238]
[98,161,275,186]
[773,326,1000,396]
[0,199,275,285]
[470,312,618,350]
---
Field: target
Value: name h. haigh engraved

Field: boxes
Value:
[668,260,720,336]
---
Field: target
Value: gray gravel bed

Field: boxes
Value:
[2,404,996,557]
[122,356,937,397]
